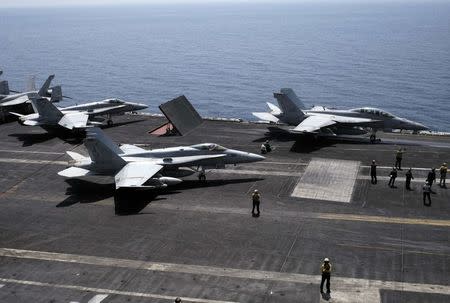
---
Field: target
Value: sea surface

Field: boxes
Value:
[1,2,449,131]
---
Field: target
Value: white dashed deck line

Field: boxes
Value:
[0,278,236,303]
[292,158,360,203]
[87,294,108,303]
[1,248,449,301]
[0,158,67,165]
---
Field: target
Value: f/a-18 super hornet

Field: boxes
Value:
[58,128,265,189]
[0,74,62,107]
[11,97,148,132]
[252,88,429,142]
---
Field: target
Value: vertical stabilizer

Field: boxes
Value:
[280,88,306,109]
[30,97,63,121]
[49,86,63,102]
[84,128,126,171]
[273,89,305,125]
[0,81,9,95]
[38,75,55,96]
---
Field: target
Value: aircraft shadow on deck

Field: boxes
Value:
[7,119,146,147]
[57,177,262,215]
[9,132,83,147]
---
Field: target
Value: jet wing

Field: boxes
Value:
[58,167,92,178]
[84,105,127,116]
[252,112,280,123]
[114,162,163,189]
[292,114,379,133]
[330,115,377,124]
[292,115,337,133]
[0,95,30,107]
[154,154,226,166]
[120,144,147,154]
[122,154,226,166]
[58,112,89,130]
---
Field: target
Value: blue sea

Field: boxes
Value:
[1,2,449,131]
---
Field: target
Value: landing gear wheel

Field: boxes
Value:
[107,119,113,126]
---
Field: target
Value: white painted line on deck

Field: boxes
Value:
[0,158,67,166]
[0,278,237,303]
[0,149,64,155]
[87,294,108,303]
[214,169,302,177]
[0,248,449,298]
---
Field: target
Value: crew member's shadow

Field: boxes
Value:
[169,178,263,190]
[321,292,331,301]
[57,179,164,215]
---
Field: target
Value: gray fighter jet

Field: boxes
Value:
[0,75,62,106]
[253,88,429,142]
[11,97,148,131]
[58,128,265,189]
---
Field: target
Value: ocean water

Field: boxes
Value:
[1,2,449,131]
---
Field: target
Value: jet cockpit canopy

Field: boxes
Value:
[190,143,227,151]
[352,107,394,118]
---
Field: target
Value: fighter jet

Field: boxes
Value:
[11,97,148,132]
[0,75,62,107]
[58,128,265,189]
[253,88,429,142]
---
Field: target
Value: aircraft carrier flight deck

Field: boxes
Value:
[0,115,449,303]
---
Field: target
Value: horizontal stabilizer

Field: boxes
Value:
[66,151,88,161]
[252,112,280,123]
[0,95,30,107]
[115,162,163,189]
[266,102,282,115]
[119,144,147,154]
[58,167,92,178]
[23,120,42,126]
[58,112,89,129]
[8,112,25,118]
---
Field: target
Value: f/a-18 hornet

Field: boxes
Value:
[58,128,265,189]
[253,88,429,142]
[0,74,62,106]
[11,97,148,131]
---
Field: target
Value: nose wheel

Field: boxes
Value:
[107,119,113,126]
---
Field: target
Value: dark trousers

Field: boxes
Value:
[405,179,412,190]
[395,158,402,169]
[440,175,446,186]
[320,273,330,292]
[371,174,377,184]
[252,201,260,215]
[388,177,396,187]
[423,193,431,206]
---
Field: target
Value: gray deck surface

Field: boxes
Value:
[0,115,449,303]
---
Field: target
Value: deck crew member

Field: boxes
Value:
[252,189,261,217]
[388,167,397,188]
[423,181,431,206]
[395,148,404,170]
[439,163,447,188]
[320,258,332,293]
[427,168,436,190]
[405,168,414,190]
[370,160,377,184]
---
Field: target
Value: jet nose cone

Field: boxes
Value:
[135,103,148,110]
[248,153,266,162]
